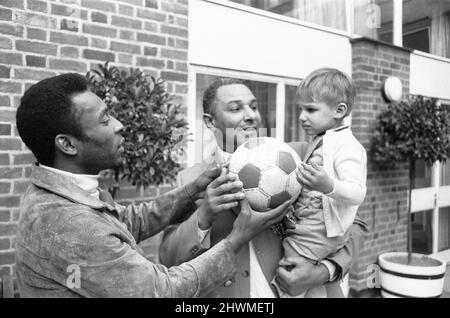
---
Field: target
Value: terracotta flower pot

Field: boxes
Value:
[378,252,446,298]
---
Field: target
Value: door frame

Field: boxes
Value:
[411,162,450,262]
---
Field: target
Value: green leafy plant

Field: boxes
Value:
[87,62,189,197]
[371,95,450,263]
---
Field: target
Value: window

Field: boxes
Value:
[412,209,433,255]
[379,19,431,53]
[196,75,278,137]
[413,160,433,189]
[410,0,450,59]
[411,101,450,255]
[442,161,450,186]
[403,24,431,53]
[229,0,348,31]
[439,207,450,251]
[372,0,450,58]
[193,71,300,163]
[284,85,312,143]
[354,0,392,41]
[285,85,300,143]
[441,104,450,186]
[195,74,277,159]
[246,81,278,134]
[227,0,449,59]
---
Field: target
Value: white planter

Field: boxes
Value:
[379,252,447,298]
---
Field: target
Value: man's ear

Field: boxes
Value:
[334,103,348,119]
[55,134,78,156]
[203,113,215,129]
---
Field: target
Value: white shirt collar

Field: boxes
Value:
[213,146,232,164]
[40,165,100,199]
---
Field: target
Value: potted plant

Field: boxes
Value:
[87,62,189,197]
[371,95,450,298]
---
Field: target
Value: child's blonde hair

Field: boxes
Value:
[297,68,356,116]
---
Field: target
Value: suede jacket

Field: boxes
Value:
[15,165,237,298]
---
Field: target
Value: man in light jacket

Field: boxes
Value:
[159,78,368,297]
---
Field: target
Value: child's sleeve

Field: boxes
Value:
[325,143,367,206]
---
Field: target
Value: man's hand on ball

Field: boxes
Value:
[296,162,334,194]
[193,164,222,197]
[197,167,245,230]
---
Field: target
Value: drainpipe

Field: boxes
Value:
[393,0,403,46]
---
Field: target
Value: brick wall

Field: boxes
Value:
[0,0,188,285]
[350,37,411,292]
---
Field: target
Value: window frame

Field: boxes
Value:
[202,0,354,37]
[188,64,300,167]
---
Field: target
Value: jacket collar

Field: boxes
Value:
[318,125,350,137]
[304,126,351,162]
[203,146,232,165]
[30,164,117,213]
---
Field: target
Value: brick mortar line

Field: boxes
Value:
[2,8,187,33]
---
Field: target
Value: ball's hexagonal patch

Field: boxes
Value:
[259,166,288,196]
[244,137,265,150]
[277,151,297,175]
[238,164,261,189]
[245,188,270,212]
[269,191,292,209]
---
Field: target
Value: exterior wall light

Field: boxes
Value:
[384,76,403,102]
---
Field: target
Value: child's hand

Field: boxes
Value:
[296,162,334,194]
[275,256,331,296]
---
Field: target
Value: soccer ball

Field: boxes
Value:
[229,137,302,212]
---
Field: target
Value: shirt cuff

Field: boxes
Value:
[197,213,211,248]
[197,227,211,247]
[320,259,338,282]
